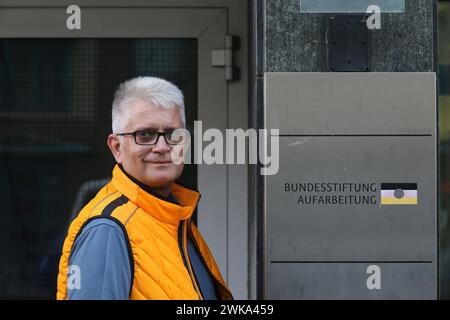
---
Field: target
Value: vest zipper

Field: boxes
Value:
[178,219,204,300]
[187,220,233,300]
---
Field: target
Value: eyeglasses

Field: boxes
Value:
[116,129,188,146]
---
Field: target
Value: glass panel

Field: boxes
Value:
[300,0,405,13]
[439,1,450,300]
[0,39,197,298]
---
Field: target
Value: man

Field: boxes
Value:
[56,77,233,300]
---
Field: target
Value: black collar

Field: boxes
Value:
[117,164,180,205]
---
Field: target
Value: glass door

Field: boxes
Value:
[0,2,248,299]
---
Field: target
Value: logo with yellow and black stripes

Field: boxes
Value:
[380,183,418,205]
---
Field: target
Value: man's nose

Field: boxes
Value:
[152,134,171,153]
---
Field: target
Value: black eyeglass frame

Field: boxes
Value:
[116,129,186,146]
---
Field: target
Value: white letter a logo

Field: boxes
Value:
[68,265,81,290]
[366,5,381,30]
[366,265,381,290]
[66,5,81,30]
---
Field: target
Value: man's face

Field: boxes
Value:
[108,100,185,189]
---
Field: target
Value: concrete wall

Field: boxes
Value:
[265,0,436,72]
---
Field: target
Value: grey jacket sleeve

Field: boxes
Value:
[66,218,132,300]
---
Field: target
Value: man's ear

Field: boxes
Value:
[107,134,123,164]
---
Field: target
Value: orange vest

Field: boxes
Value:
[57,165,233,300]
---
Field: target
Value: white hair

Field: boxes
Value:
[112,76,186,133]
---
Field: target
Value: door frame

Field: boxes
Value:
[0,0,249,299]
